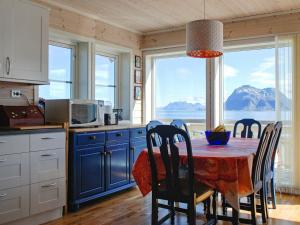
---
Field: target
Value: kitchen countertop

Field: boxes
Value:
[0,128,65,136]
[69,124,146,133]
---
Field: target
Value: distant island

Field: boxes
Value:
[158,85,291,111]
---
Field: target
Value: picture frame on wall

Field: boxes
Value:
[134,86,142,100]
[135,55,141,68]
[134,69,142,84]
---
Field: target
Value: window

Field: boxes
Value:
[153,54,206,123]
[39,43,75,99]
[222,45,276,123]
[95,54,117,106]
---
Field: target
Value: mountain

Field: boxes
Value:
[225,85,291,111]
[160,101,205,111]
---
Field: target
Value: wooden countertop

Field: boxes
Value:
[69,124,146,133]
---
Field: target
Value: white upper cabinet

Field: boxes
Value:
[0,0,49,84]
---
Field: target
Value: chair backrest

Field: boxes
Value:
[233,118,262,138]
[170,119,190,142]
[146,120,163,146]
[146,125,194,198]
[269,121,283,173]
[252,123,275,187]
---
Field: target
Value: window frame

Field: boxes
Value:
[220,42,277,125]
[39,41,76,99]
[151,52,207,124]
[94,51,119,107]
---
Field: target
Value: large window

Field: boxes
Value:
[95,54,117,106]
[153,54,206,122]
[222,46,276,122]
[39,43,75,99]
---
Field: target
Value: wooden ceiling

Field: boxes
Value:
[40,0,300,34]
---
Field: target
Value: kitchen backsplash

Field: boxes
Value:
[0,82,35,106]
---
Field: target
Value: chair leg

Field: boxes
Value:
[270,178,277,209]
[232,208,239,225]
[188,198,196,225]
[259,188,267,223]
[152,194,158,225]
[250,193,257,225]
[168,200,175,225]
[212,192,217,224]
[206,196,211,220]
[222,195,227,215]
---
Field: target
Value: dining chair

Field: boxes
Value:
[233,119,262,139]
[223,123,275,225]
[146,120,163,146]
[170,119,190,142]
[265,121,282,210]
[146,125,217,225]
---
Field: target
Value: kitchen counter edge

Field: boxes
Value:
[69,124,146,133]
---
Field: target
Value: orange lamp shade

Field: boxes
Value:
[186,20,223,58]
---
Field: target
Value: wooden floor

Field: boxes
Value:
[45,187,300,225]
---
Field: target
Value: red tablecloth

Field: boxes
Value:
[132,138,259,210]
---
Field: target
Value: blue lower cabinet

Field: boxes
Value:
[106,143,130,190]
[68,128,145,211]
[130,139,146,182]
[76,146,105,198]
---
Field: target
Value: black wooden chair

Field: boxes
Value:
[222,123,275,225]
[233,119,262,139]
[170,119,190,142]
[146,120,163,146]
[265,121,282,210]
[146,125,217,225]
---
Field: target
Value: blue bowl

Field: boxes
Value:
[205,131,231,145]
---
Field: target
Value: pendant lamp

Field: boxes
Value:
[186,0,223,58]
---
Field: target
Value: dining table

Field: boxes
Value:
[132,137,259,211]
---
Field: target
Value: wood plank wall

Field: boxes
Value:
[142,12,300,49]
[0,82,34,106]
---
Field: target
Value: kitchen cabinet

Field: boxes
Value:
[0,0,48,84]
[106,143,129,190]
[0,130,66,225]
[69,127,145,211]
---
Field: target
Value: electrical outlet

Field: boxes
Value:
[11,89,21,98]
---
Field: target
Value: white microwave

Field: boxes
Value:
[45,99,104,127]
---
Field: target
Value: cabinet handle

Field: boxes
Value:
[0,193,7,198]
[0,141,7,144]
[106,151,112,155]
[130,147,135,152]
[101,152,106,156]
[41,137,55,140]
[0,158,7,162]
[5,57,10,75]
[40,153,56,157]
[41,183,57,188]
[138,130,143,134]
[116,133,123,137]
[89,136,97,140]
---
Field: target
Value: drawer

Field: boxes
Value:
[106,129,129,144]
[30,149,65,183]
[130,127,146,139]
[30,132,65,152]
[0,186,29,224]
[0,153,29,190]
[76,132,105,146]
[30,178,65,215]
[0,135,29,156]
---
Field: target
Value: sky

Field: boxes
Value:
[155,48,275,107]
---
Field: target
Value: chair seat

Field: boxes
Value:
[157,178,214,203]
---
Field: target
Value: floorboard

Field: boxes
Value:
[44,187,300,225]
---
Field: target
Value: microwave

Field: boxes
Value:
[45,99,104,127]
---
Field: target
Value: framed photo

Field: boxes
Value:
[135,55,141,68]
[134,70,142,84]
[134,86,142,100]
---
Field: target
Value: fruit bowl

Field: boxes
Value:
[205,131,231,145]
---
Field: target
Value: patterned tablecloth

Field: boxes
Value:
[132,138,259,210]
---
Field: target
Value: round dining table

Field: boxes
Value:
[132,137,259,211]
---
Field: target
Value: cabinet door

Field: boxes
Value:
[5,0,48,83]
[106,143,129,190]
[130,140,146,182]
[76,146,105,199]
